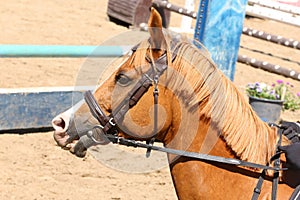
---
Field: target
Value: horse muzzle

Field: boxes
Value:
[52,114,94,157]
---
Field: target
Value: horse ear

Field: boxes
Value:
[148,7,166,50]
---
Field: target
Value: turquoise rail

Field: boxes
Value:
[0,45,130,57]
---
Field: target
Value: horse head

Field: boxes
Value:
[52,7,287,162]
[52,8,190,157]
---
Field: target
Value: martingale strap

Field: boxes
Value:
[272,127,283,200]
[251,124,283,200]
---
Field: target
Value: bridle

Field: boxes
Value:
[84,39,180,148]
[81,39,289,200]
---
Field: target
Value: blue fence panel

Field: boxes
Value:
[194,0,248,80]
[0,88,88,131]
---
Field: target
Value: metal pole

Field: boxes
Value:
[238,54,300,81]
[242,27,300,50]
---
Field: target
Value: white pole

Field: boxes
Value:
[180,0,194,31]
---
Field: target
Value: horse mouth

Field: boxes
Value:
[52,115,86,157]
[53,128,89,158]
[52,114,113,157]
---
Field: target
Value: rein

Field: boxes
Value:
[251,124,283,200]
[84,121,284,172]
[83,90,288,174]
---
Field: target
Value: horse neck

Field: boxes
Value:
[163,60,279,166]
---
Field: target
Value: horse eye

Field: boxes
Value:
[116,74,132,86]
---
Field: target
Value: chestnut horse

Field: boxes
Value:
[52,8,300,199]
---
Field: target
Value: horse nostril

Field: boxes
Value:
[52,117,66,131]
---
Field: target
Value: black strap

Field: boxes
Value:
[146,74,159,157]
[105,134,285,171]
[251,126,283,200]
[84,91,110,125]
[289,184,300,200]
[251,169,267,200]
[111,41,179,128]
[272,128,283,200]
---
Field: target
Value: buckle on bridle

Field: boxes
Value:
[87,125,110,144]
[109,118,116,126]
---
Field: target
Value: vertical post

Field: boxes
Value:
[180,0,195,31]
[194,0,248,80]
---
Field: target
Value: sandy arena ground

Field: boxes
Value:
[0,0,299,199]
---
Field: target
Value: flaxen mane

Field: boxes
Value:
[171,39,281,165]
[129,33,288,165]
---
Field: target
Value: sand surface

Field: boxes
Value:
[0,0,299,199]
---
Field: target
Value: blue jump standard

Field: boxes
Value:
[194,0,248,81]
